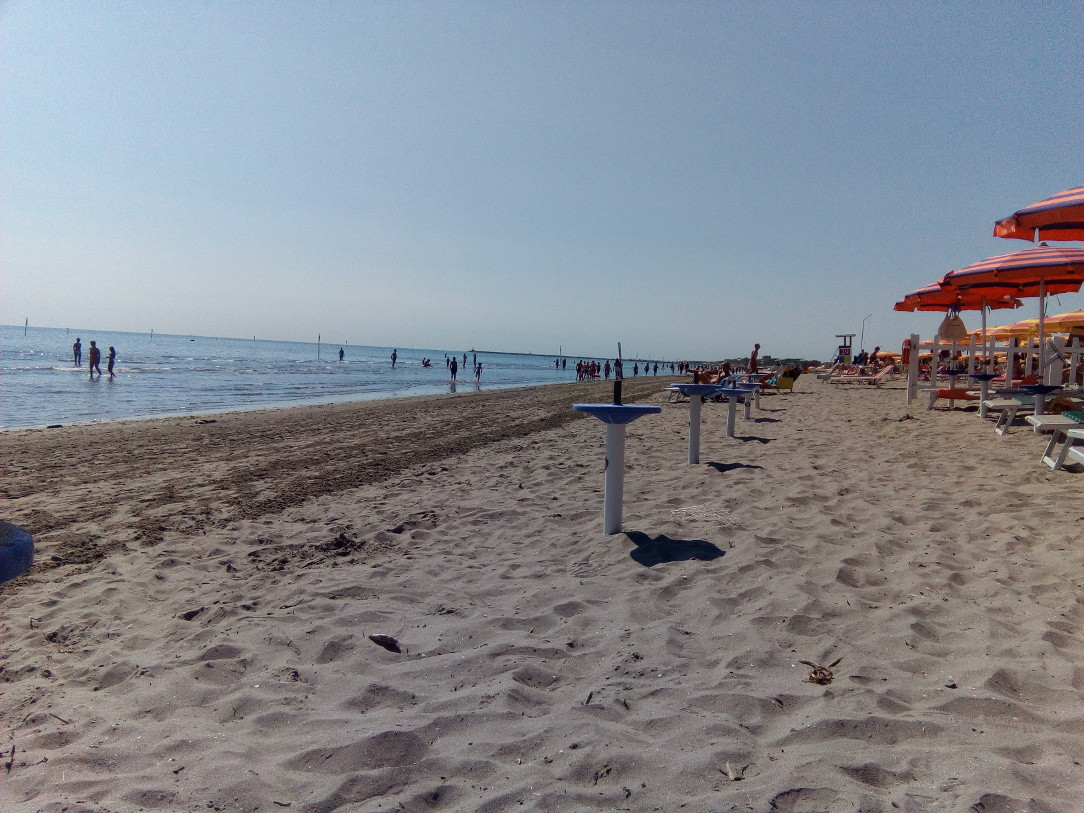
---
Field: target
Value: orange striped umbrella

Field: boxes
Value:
[893,283,1022,312]
[941,244,1084,372]
[994,185,1084,242]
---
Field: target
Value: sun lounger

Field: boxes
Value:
[982,395,1039,436]
[1041,427,1084,470]
[827,365,894,387]
[1025,414,1081,434]
[923,387,980,410]
[767,369,801,392]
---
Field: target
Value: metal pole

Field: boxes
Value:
[860,313,872,352]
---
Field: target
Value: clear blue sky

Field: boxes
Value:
[3,2,1082,360]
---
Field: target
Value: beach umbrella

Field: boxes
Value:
[940,244,1084,378]
[994,185,1084,242]
[970,319,1039,339]
[968,326,1011,340]
[1041,310,1084,332]
[894,283,1022,371]
[893,283,1023,313]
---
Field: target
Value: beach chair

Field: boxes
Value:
[1040,426,1084,470]
[923,387,980,410]
[768,368,801,392]
[1025,414,1081,434]
[982,395,1042,436]
[827,365,894,387]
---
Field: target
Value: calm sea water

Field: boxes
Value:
[0,325,598,430]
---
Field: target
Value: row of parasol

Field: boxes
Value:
[967,311,1084,340]
[894,185,1084,374]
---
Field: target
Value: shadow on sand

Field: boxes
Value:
[706,461,763,474]
[734,435,772,443]
[624,531,726,567]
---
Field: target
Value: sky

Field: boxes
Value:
[2,2,1082,361]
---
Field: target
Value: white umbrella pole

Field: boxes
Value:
[688,396,702,465]
[603,423,626,534]
[981,300,989,373]
[1038,280,1047,383]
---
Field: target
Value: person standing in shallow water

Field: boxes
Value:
[339,347,344,362]
[88,341,102,377]
[73,337,82,366]
[107,346,117,377]
[390,349,397,368]
[449,357,458,380]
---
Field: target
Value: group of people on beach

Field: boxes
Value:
[574,359,679,381]
[73,337,116,378]
[445,354,482,381]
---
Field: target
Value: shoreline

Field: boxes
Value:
[3,378,1083,810]
[1,376,640,434]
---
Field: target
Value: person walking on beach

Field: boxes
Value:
[107,346,117,377]
[749,343,760,373]
[391,349,397,368]
[73,337,82,366]
[88,340,102,377]
[450,357,458,380]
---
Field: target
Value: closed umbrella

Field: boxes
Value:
[994,185,1084,242]
[940,244,1084,379]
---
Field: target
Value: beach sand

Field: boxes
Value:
[2,377,1083,812]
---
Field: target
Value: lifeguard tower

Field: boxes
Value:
[835,334,855,364]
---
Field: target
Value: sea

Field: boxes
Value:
[0,325,608,431]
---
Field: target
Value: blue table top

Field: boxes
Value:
[1020,384,1063,395]
[713,387,748,398]
[573,403,662,424]
[670,383,724,396]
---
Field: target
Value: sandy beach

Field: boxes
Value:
[2,376,1083,812]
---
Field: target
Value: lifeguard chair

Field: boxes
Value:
[835,334,855,364]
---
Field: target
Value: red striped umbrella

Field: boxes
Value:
[994,185,1084,242]
[940,244,1084,374]
[895,283,1022,371]
[893,283,1022,312]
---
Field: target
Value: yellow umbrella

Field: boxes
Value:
[988,318,1041,338]
[1042,310,1084,331]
